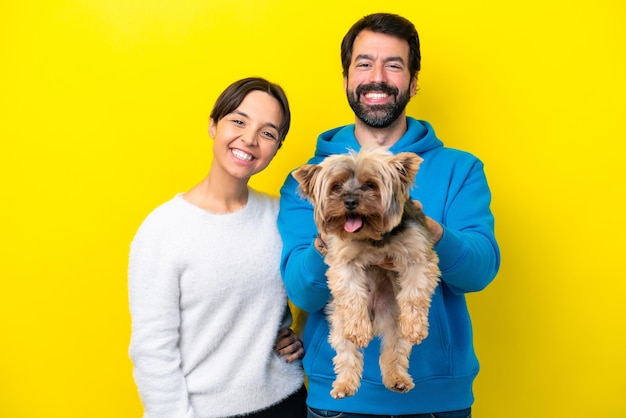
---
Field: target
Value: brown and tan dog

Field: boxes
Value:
[292,148,441,399]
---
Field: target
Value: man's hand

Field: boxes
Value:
[373,257,396,271]
[372,200,442,272]
[413,200,443,245]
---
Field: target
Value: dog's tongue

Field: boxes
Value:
[344,216,363,233]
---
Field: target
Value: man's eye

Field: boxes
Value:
[232,119,244,126]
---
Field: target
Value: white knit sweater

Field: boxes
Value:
[129,191,304,418]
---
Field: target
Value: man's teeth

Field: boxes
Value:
[365,92,388,99]
[232,149,253,161]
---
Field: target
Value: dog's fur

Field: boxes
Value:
[292,148,441,399]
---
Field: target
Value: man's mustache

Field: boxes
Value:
[355,82,399,98]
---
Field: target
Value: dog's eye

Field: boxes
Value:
[331,183,343,192]
[362,182,375,190]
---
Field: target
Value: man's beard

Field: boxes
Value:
[347,82,411,128]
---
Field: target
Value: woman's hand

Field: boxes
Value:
[274,328,304,363]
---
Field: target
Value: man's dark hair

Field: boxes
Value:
[340,13,421,80]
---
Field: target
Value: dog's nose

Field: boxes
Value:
[344,197,358,211]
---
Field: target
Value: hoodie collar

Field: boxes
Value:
[313,117,442,162]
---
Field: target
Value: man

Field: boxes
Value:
[278,13,500,418]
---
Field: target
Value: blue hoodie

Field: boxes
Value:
[278,117,500,414]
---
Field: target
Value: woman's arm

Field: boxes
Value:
[128,221,195,417]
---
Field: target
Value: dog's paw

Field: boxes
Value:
[400,324,428,345]
[399,314,429,345]
[331,381,359,399]
[343,320,373,348]
[383,375,415,393]
[344,332,373,348]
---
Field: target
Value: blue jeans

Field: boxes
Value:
[307,406,471,418]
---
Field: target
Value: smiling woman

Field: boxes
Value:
[202,90,285,208]
[128,77,307,417]
[186,79,289,213]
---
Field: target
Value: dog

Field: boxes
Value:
[292,148,441,399]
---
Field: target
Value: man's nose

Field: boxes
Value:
[370,63,387,83]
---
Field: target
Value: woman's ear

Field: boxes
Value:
[208,118,217,139]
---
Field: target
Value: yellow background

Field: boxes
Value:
[1,1,624,417]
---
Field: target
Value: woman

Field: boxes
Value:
[129,77,306,417]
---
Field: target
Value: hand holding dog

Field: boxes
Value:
[372,203,442,271]
[412,200,443,245]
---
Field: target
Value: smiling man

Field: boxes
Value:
[345,28,416,144]
[278,12,500,418]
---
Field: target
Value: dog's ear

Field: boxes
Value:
[389,152,423,186]
[292,164,322,199]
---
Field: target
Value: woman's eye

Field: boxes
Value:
[262,131,277,140]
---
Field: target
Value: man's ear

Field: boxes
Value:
[343,76,348,93]
[410,74,418,97]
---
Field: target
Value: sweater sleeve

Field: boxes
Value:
[433,158,500,294]
[278,172,332,313]
[128,215,196,418]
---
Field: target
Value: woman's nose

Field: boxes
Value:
[240,130,258,146]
